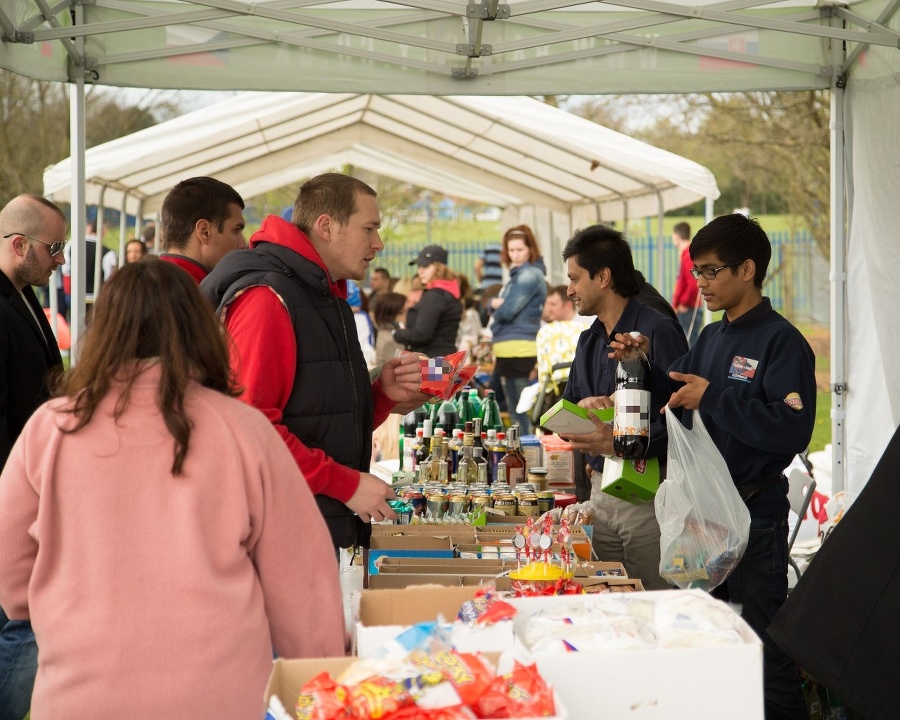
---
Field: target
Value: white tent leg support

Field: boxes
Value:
[68,6,87,363]
[829,81,847,493]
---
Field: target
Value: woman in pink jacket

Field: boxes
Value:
[0,259,345,720]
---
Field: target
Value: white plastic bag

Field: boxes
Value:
[655,408,750,592]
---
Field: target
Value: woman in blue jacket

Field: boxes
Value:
[488,225,547,431]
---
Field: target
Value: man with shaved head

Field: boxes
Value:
[0,194,67,719]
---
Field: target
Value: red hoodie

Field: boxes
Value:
[223,216,397,503]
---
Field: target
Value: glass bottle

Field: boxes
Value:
[502,425,527,488]
[490,431,507,486]
[416,419,433,468]
[456,422,477,486]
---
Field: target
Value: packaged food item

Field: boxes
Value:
[419,351,479,401]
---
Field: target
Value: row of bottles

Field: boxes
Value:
[399,415,527,489]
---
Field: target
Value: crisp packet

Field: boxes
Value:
[457,588,517,626]
[348,675,416,720]
[420,351,479,400]
[475,661,556,719]
[408,650,495,708]
[296,672,349,720]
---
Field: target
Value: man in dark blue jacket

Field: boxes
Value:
[560,224,688,591]
[614,214,816,720]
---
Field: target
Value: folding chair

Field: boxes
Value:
[786,468,817,583]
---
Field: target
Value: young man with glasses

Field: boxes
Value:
[612,213,816,720]
[0,193,67,720]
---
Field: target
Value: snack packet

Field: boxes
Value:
[420,351,479,400]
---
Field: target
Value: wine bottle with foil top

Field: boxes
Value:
[613,331,651,459]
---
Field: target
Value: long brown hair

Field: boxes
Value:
[57,258,240,474]
[501,224,542,266]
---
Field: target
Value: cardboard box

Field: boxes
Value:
[506,591,764,719]
[355,585,514,657]
[600,455,660,504]
[368,573,503,589]
[572,560,628,578]
[264,655,568,720]
[540,399,613,435]
[376,557,517,574]
[575,577,645,593]
[364,534,455,585]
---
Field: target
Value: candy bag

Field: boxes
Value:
[296,672,350,720]
[420,351,479,400]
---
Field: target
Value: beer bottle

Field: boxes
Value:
[614,331,651,459]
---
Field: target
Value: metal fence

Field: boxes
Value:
[375,230,828,326]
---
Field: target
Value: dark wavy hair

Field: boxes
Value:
[690,213,771,288]
[562,224,640,297]
[56,258,240,475]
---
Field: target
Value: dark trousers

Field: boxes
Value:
[713,514,808,720]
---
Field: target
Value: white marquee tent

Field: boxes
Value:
[41,91,721,283]
[3,0,900,495]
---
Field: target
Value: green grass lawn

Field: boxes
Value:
[811,391,831,453]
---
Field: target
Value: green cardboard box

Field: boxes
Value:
[540,398,613,435]
[601,455,660,504]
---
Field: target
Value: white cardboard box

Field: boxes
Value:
[353,585,514,658]
[507,591,764,720]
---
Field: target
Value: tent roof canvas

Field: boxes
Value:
[42,92,720,218]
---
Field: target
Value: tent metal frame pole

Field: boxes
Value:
[94,185,106,298]
[135,200,144,247]
[829,5,847,492]
[703,196,714,326]
[655,192,664,290]
[68,2,87,363]
[118,190,129,266]
[829,78,847,494]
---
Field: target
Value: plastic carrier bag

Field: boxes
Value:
[655,408,751,592]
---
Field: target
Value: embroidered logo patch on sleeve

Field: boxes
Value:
[784,392,804,411]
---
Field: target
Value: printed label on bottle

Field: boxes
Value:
[508,467,525,487]
[614,388,650,438]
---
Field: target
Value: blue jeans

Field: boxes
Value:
[500,375,532,434]
[0,615,37,720]
[712,515,808,720]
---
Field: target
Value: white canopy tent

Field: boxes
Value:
[41,91,721,283]
[4,0,900,496]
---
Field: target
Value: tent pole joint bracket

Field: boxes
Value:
[832,383,846,396]
[467,2,510,20]
[457,42,492,56]
[9,30,35,43]
[452,66,479,78]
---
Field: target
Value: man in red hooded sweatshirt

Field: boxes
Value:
[159,177,247,284]
[201,173,427,549]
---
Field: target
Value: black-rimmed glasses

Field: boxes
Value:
[3,232,67,256]
[690,263,740,280]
